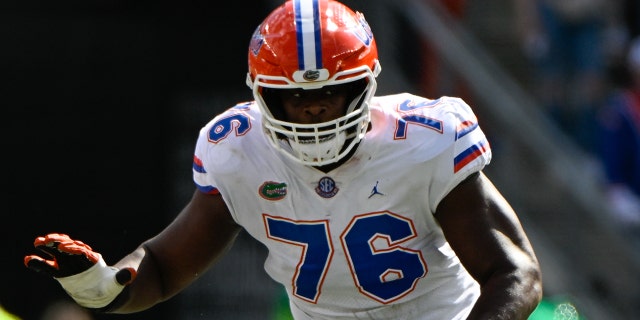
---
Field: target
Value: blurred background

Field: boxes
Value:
[3,0,640,319]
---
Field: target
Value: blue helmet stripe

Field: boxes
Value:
[294,0,322,71]
[312,0,322,69]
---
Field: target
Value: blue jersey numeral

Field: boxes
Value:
[264,211,427,304]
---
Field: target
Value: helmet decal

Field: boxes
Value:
[249,26,264,56]
[354,12,374,46]
[303,69,321,81]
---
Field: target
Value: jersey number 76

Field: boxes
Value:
[264,211,427,305]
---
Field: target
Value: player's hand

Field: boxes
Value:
[24,233,102,278]
[24,233,136,309]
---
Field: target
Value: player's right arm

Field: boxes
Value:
[25,189,242,314]
[108,189,241,313]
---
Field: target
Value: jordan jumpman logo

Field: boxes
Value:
[369,181,385,198]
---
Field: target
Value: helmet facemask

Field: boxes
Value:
[251,67,378,166]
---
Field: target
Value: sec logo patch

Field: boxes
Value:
[315,176,339,198]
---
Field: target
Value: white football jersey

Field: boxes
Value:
[193,93,491,319]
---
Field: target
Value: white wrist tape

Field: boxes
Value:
[55,255,126,308]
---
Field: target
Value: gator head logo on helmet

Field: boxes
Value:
[303,70,321,81]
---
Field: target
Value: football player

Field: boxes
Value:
[24,0,542,319]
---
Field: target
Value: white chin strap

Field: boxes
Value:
[289,131,347,165]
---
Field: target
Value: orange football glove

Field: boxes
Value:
[25,233,101,278]
[24,233,136,309]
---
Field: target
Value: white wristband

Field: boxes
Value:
[55,254,126,308]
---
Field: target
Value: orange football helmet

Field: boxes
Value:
[246,0,381,166]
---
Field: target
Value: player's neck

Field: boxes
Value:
[313,142,359,173]
[314,161,344,173]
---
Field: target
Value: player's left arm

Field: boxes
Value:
[435,171,543,320]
